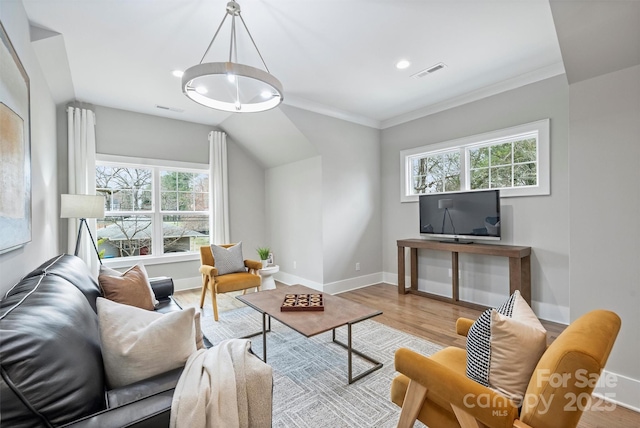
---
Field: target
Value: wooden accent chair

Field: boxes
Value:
[199,245,262,321]
[391,309,621,428]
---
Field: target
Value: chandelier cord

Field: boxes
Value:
[198,3,270,74]
[238,14,270,73]
[229,13,236,62]
[199,12,230,64]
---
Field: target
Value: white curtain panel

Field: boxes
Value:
[209,131,230,244]
[67,106,99,273]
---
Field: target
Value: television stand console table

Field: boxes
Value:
[397,239,531,310]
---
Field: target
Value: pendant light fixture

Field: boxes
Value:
[182,1,283,113]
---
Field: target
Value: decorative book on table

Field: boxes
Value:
[281,294,324,311]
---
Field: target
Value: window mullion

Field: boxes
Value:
[461,147,469,191]
[152,167,163,256]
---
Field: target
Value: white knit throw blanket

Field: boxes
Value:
[170,339,272,428]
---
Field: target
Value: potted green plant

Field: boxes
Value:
[256,246,270,268]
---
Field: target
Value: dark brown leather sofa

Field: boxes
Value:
[0,254,188,428]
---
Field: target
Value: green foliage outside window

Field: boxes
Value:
[469,138,537,190]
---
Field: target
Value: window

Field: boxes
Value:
[401,119,549,202]
[95,158,210,260]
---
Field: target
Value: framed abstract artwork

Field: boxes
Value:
[0,21,31,254]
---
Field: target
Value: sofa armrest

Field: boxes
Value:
[394,348,518,428]
[106,367,182,408]
[60,389,174,428]
[456,317,475,337]
[149,277,173,301]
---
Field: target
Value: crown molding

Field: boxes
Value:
[381,62,566,129]
[283,95,382,129]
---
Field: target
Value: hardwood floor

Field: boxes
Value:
[174,282,638,428]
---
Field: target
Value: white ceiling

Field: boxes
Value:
[23,0,565,130]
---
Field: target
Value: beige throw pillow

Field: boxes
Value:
[489,308,547,403]
[97,297,197,389]
[466,290,547,404]
[99,264,158,310]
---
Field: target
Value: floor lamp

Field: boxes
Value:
[60,194,105,265]
[438,198,456,234]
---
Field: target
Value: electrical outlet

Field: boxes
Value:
[448,268,452,277]
[356,262,360,271]
[293,261,297,269]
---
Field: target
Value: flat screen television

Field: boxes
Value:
[419,189,501,242]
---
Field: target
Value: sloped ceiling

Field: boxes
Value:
[30,25,75,104]
[550,0,640,84]
[220,107,317,169]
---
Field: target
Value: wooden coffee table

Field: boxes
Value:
[236,284,383,384]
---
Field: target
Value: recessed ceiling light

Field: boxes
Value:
[396,60,411,70]
[172,70,184,78]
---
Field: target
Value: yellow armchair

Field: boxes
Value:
[391,309,621,428]
[199,244,262,321]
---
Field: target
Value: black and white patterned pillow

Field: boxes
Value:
[210,242,246,275]
[465,292,517,386]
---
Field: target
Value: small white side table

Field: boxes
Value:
[259,265,279,291]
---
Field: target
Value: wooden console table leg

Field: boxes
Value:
[398,245,406,294]
[509,255,531,304]
[452,252,459,302]
[410,248,418,292]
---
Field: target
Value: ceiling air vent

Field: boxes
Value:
[411,62,446,79]
[155,105,184,113]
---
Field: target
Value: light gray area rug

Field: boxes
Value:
[201,307,439,427]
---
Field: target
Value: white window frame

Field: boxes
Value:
[97,154,210,267]
[400,119,550,202]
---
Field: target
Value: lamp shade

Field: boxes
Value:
[60,194,105,219]
[438,199,454,209]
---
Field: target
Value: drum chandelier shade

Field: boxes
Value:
[182,1,284,113]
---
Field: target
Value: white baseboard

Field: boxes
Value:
[382,271,401,286]
[172,276,201,292]
[274,271,323,291]
[530,300,570,325]
[324,273,384,295]
[275,271,384,294]
[593,369,640,412]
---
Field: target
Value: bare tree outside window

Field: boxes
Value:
[412,150,460,194]
[95,165,210,259]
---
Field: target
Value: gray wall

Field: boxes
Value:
[272,106,382,291]
[0,2,59,295]
[568,64,640,406]
[381,75,571,323]
[71,105,266,286]
[94,105,212,163]
[227,139,267,261]
[266,156,323,285]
